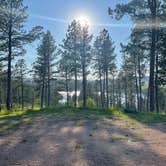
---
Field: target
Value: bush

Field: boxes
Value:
[78,98,96,108]
[87,98,96,108]
[78,100,83,108]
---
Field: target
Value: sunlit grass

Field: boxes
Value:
[0,107,166,133]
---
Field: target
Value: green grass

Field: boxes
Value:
[0,107,166,133]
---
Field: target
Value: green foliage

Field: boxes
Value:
[87,98,96,108]
[78,98,96,108]
[68,100,74,107]
[78,100,83,108]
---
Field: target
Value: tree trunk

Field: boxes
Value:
[149,0,157,112]
[0,80,2,111]
[99,69,103,108]
[74,66,77,107]
[138,56,142,112]
[21,76,24,110]
[118,80,122,107]
[112,74,115,107]
[155,50,159,113]
[149,28,156,112]
[47,63,51,107]
[124,53,128,109]
[41,80,44,108]
[65,69,69,106]
[6,19,12,111]
[146,86,150,112]
[82,61,87,108]
[103,73,106,108]
[134,56,139,111]
[106,69,109,108]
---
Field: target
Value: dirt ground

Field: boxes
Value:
[0,112,166,166]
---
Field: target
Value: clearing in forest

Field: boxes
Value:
[0,108,166,166]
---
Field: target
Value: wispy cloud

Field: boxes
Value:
[30,13,133,28]
[30,14,68,24]
[30,14,166,29]
[94,23,133,28]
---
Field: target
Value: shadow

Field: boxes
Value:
[0,108,166,165]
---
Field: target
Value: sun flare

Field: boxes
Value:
[76,15,91,27]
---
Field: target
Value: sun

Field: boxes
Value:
[76,15,91,27]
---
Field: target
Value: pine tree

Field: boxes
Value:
[0,0,43,110]
[58,44,72,106]
[34,31,56,108]
[93,29,115,108]
[79,22,92,108]
[63,20,81,107]
[14,59,27,110]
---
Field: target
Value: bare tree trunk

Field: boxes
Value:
[112,74,115,107]
[149,0,157,112]
[117,78,122,107]
[134,56,139,111]
[103,73,106,108]
[149,28,156,112]
[6,16,12,111]
[74,58,77,107]
[41,80,44,108]
[124,53,128,109]
[138,56,142,112]
[106,69,109,108]
[47,62,51,107]
[21,76,24,110]
[0,80,2,111]
[44,82,48,107]
[147,86,150,112]
[99,69,103,108]
[82,61,87,108]
[155,51,159,113]
[65,69,69,106]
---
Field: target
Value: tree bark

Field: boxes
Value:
[134,55,139,111]
[103,73,106,108]
[149,0,157,112]
[41,79,45,108]
[99,68,103,108]
[21,75,24,110]
[65,69,69,106]
[106,69,109,108]
[47,60,51,107]
[6,16,12,111]
[138,56,142,112]
[82,60,87,108]
[155,50,159,113]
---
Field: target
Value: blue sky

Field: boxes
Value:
[23,0,132,68]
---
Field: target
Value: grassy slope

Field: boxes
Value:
[0,107,166,133]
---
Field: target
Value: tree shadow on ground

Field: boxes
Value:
[0,110,166,166]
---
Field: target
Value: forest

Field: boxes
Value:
[0,0,166,166]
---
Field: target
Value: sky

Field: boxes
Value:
[23,0,132,68]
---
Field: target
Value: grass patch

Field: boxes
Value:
[125,111,166,123]
[0,107,166,133]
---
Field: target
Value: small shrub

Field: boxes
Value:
[78,100,83,108]
[87,98,96,108]
[78,98,96,108]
